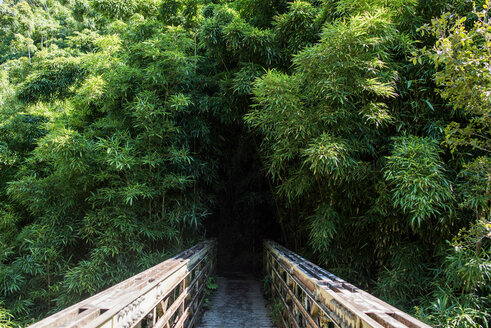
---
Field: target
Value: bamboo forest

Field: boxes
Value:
[0,0,489,327]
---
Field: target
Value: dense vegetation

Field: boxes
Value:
[0,0,489,327]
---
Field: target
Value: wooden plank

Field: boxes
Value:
[197,275,275,328]
[264,240,432,328]
[267,243,384,328]
[28,240,216,328]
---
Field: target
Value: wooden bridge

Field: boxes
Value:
[28,240,431,328]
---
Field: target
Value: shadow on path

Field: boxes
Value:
[197,272,275,328]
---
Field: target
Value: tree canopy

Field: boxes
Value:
[0,0,489,327]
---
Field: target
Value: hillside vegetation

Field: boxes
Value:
[0,0,489,327]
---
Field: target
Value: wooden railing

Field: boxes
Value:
[29,240,216,328]
[264,240,431,328]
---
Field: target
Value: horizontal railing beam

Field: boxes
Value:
[264,240,431,328]
[29,239,216,328]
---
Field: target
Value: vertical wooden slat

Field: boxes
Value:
[28,240,216,328]
[264,240,431,328]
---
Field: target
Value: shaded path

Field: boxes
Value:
[198,273,275,328]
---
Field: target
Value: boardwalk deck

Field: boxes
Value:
[27,241,432,328]
[197,273,275,328]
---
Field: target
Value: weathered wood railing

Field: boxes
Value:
[264,240,431,328]
[29,240,216,328]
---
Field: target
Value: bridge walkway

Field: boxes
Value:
[27,240,432,328]
[198,273,275,328]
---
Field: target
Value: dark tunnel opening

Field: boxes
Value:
[204,126,280,276]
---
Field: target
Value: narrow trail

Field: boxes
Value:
[197,273,275,328]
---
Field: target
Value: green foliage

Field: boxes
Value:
[385,135,454,227]
[234,0,288,27]
[420,1,491,155]
[273,1,321,58]
[246,5,402,256]
[445,221,490,293]
[159,0,201,28]
[17,57,86,102]
[417,220,491,327]
[246,0,489,327]
[269,297,285,327]
[0,303,15,328]
[91,0,161,19]
[0,1,214,322]
[203,276,218,308]
[406,6,491,324]
[0,1,489,328]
